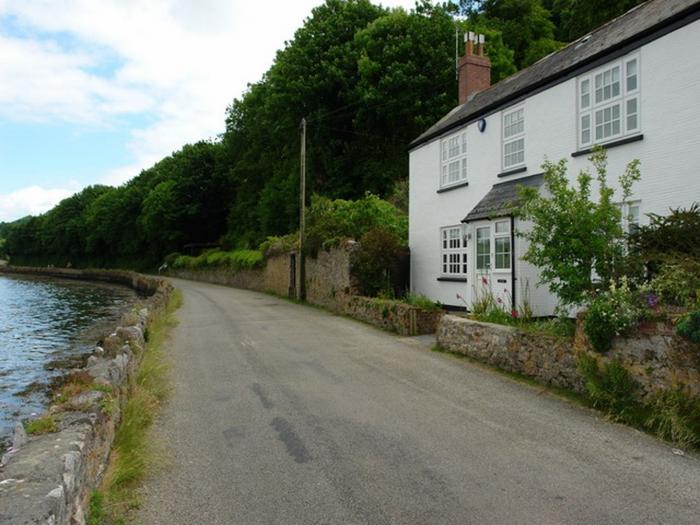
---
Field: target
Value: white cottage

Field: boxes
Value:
[408,0,700,315]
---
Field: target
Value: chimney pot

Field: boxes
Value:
[458,34,491,104]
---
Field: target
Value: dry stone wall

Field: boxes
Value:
[437,314,700,398]
[0,267,173,525]
[344,296,444,336]
[437,315,583,391]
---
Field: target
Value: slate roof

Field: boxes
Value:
[462,173,544,223]
[410,0,700,150]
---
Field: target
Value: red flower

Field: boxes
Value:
[511,310,518,318]
[481,277,488,285]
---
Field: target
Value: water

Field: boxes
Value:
[0,275,136,447]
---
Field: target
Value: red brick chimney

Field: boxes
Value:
[458,32,491,105]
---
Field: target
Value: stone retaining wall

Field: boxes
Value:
[305,241,359,312]
[0,267,173,525]
[344,296,444,336]
[437,314,700,398]
[437,316,583,391]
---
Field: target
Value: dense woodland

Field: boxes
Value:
[1,0,644,269]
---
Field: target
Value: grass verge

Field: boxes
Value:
[91,289,182,524]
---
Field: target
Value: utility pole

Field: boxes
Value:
[298,117,307,301]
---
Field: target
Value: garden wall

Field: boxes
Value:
[0,268,173,525]
[437,314,700,398]
[437,315,584,391]
[344,296,444,336]
[305,240,359,311]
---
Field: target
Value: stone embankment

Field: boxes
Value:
[0,267,173,525]
[437,314,700,398]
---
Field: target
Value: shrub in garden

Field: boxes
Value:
[304,193,407,256]
[676,311,700,344]
[518,147,640,308]
[583,278,643,353]
[647,257,700,308]
[352,227,405,297]
[628,203,700,262]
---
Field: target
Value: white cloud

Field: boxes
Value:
[0,0,420,189]
[0,184,80,221]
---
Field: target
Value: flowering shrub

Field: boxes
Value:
[647,257,700,308]
[584,278,643,353]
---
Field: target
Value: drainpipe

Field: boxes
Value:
[510,214,516,313]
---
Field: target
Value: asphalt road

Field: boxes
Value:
[136,278,700,524]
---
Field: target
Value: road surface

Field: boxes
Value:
[136,278,700,524]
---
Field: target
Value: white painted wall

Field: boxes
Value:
[409,18,700,314]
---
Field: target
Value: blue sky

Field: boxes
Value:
[0,0,417,222]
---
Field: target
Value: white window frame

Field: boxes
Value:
[617,200,641,235]
[493,220,512,272]
[577,53,640,149]
[475,226,491,271]
[439,130,467,189]
[502,106,525,170]
[440,225,468,277]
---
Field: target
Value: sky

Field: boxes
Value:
[0,0,419,222]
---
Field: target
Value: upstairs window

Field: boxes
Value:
[441,226,468,276]
[440,131,467,188]
[578,54,640,148]
[502,107,525,170]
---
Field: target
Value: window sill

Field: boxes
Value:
[437,277,467,283]
[437,181,469,194]
[497,166,527,178]
[572,134,644,157]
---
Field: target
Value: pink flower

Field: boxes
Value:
[481,277,488,285]
[504,288,508,293]
[496,297,502,304]
[511,310,518,318]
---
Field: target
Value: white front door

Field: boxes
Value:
[471,219,513,312]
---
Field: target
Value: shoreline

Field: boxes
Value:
[0,266,174,525]
[0,273,139,451]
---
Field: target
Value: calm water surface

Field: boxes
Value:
[0,275,136,446]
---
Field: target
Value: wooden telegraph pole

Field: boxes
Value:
[298,117,307,301]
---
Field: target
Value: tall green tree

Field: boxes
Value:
[460,0,562,67]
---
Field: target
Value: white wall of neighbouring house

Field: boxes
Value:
[409,17,700,314]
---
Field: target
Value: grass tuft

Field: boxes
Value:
[24,415,58,435]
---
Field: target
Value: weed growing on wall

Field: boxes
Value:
[577,353,700,447]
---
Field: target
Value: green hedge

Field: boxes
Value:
[168,249,264,272]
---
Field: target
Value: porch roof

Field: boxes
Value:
[462,173,544,223]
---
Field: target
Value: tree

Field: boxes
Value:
[517,147,640,307]
[459,0,562,68]
[550,0,646,42]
